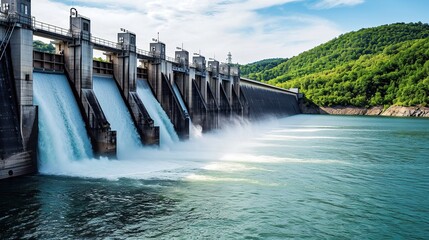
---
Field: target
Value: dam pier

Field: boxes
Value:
[0,0,300,179]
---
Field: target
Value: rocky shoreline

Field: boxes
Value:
[300,105,429,117]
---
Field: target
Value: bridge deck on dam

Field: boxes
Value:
[33,19,170,61]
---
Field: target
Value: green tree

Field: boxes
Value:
[33,40,55,53]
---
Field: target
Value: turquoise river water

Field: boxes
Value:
[1,115,428,239]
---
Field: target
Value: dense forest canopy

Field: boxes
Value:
[242,22,429,107]
[240,58,287,79]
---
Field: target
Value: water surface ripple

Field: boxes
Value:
[1,115,428,239]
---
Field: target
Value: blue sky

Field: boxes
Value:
[34,0,429,63]
[258,0,429,31]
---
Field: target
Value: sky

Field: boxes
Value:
[32,0,429,64]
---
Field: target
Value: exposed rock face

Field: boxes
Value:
[381,106,429,117]
[300,104,429,117]
[366,107,384,116]
[318,106,384,116]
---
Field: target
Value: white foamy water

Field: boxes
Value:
[33,72,93,173]
[202,162,265,172]
[93,76,142,157]
[136,79,179,148]
[218,153,347,165]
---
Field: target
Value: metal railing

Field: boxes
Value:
[91,35,118,49]
[166,56,178,63]
[13,16,182,63]
[136,48,153,57]
[33,19,72,37]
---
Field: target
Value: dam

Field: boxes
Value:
[0,0,300,179]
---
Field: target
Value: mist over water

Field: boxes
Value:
[33,72,262,179]
[37,114,266,180]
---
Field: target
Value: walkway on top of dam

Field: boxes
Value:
[30,16,233,73]
[32,18,169,61]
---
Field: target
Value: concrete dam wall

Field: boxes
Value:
[0,1,300,180]
[240,78,301,119]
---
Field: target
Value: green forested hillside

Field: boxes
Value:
[280,38,429,107]
[240,58,287,79]
[243,23,429,107]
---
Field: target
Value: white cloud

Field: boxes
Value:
[32,0,344,63]
[314,0,364,9]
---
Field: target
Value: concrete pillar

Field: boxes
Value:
[148,41,166,100]
[62,9,116,157]
[65,10,93,94]
[208,60,220,104]
[174,50,191,105]
[9,25,33,108]
[110,31,159,146]
[0,0,38,178]
[220,62,232,104]
[187,68,195,108]
[1,0,34,118]
[192,55,207,101]
[112,31,137,98]
[146,41,189,139]
[231,65,240,96]
[2,0,33,124]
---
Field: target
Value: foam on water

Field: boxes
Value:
[219,153,349,165]
[202,162,266,172]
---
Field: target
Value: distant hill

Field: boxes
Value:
[242,22,429,107]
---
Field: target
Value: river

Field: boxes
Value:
[1,115,428,239]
